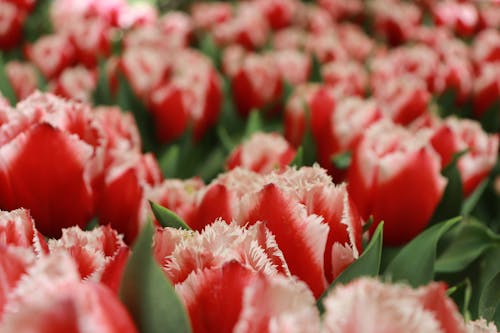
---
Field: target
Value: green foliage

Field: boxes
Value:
[0,53,17,105]
[385,217,461,287]
[120,221,192,333]
[150,201,191,230]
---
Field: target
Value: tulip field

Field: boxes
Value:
[1,0,500,332]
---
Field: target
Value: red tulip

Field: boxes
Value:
[153,220,290,285]
[272,49,311,85]
[0,208,47,253]
[316,97,384,182]
[176,261,320,333]
[373,75,430,126]
[370,0,422,46]
[148,178,205,227]
[322,278,466,333]
[472,29,500,64]
[158,12,193,49]
[253,0,300,30]
[149,50,222,143]
[433,1,479,37]
[65,16,112,67]
[0,1,25,50]
[284,84,337,148]
[317,0,363,21]
[189,166,363,297]
[467,319,499,333]
[25,34,76,80]
[223,47,283,117]
[190,2,232,31]
[5,61,38,101]
[1,252,138,333]
[337,23,375,62]
[212,3,270,50]
[0,93,103,237]
[347,121,446,246]
[51,66,98,103]
[95,150,162,244]
[226,132,296,174]
[0,246,34,318]
[473,63,500,119]
[48,225,129,293]
[93,106,142,152]
[322,61,368,97]
[429,117,499,196]
[120,47,168,100]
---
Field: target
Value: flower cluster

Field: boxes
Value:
[0,0,499,332]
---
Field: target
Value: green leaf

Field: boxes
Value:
[331,151,352,170]
[385,217,461,287]
[84,217,99,231]
[309,55,322,83]
[289,147,304,168]
[431,151,466,224]
[436,220,500,273]
[0,53,17,105]
[435,89,457,118]
[480,99,500,134]
[217,126,236,153]
[317,223,383,312]
[149,201,191,230]
[462,179,489,217]
[244,110,263,138]
[159,145,179,178]
[120,221,192,333]
[479,272,500,327]
[92,59,113,105]
[199,34,221,69]
[447,279,472,321]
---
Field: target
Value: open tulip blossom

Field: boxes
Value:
[0,0,499,332]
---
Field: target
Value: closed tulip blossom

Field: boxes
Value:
[185,166,363,297]
[48,225,130,293]
[347,121,446,245]
[226,132,296,174]
[176,261,320,333]
[429,117,499,196]
[322,278,466,333]
[0,92,103,237]
[0,252,137,333]
[5,61,38,101]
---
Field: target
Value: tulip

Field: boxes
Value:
[467,319,499,333]
[148,50,222,143]
[5,61,38,101]
[176,261,320,333]
[48,225,129,293]
[322,278,466,333]
[153,220,290,285]
[253,0,300,30]
[226,132,296,174]
[347,121,446,246]
[51,66,98,103]
[473,63,500,119]
[0,208,47,253]
[147,178,204,226]
[25,34,76,79]
[95,150,162,244]
[223,47,283,117]
[0,252,138,333]
[472,29,500,64]
[429,117,499,196]
[0,92,102,237]
[432,1,479,37]
[190,2,232,31]
[188,166,363,297]
[0,1,25,50]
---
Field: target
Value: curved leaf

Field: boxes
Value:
[0,53,16,105]
[479,272,500,327]
[149,201,191,230]
[436,220,500,273]
[385,217,461,287]
[317,223,383,311]
[120,221,192,333]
